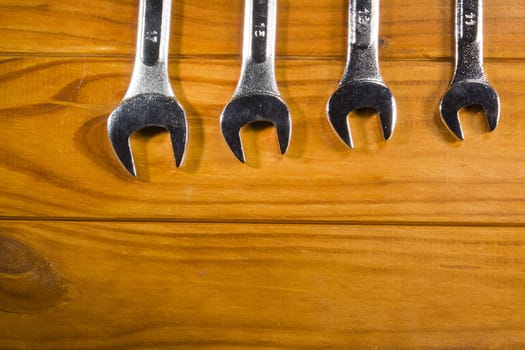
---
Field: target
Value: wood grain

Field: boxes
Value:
[1,57,524,223]
[0,236,67,313]
[1,221,525,349]
[1,0,525,347]
[0,0,523,59]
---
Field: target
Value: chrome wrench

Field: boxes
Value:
[107,0,188,176]
[439,0,500,140]
[220,0,291,163]
[327,0,396,148]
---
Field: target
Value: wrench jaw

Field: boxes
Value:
[439,81,500,140]
[327,81,396,148]
[107,93,188,176]
[220,95,292,163]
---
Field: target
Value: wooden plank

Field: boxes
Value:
[1,56,524,224]
[0,0,523,59]
[1,221,525,349]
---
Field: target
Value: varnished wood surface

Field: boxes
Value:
[2,221,525,349]
[1,57,524,223]
[1,0,525,348]
[0,0,524,59]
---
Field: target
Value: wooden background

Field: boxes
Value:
[1,0,525,348]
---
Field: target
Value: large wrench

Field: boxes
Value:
[439,0,500,140]
[327,0,396,148]
[220,0,291,163]
[107,0,188,176]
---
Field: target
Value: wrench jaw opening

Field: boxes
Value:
[107,93,188,176]
[439,81,500,140]
[220,95,291,163]
[327,81,396,148]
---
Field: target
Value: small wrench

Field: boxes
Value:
[439,0,500,140]
[327,0,396,148]
[107,0,188,176]
[220,0,291,163]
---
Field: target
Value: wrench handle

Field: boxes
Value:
[252,0,269,63]
[244,0,276,64]
[233,0,280,97]
[458,0,481,43]
[137,0,171,66]
[350,0,378,49]
[341,0,382,84]
[453,0,485,82]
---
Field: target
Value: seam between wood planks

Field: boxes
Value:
[1,217,524,229]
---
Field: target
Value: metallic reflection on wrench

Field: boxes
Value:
[220,0,291,163]
[107,0,188,176]
[439,0,500,140]
[327,0,396,148]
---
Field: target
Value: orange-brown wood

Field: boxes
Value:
[1,0,524,348]
[0,0,523,59]
[0,57,524,224]
[1,221,525,349]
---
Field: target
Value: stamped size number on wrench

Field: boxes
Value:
[252,0,268,63]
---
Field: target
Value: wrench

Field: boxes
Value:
[327,0,396,148]
[439,0,500,140]
[220,0,291,163]
[107,0,188,176]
